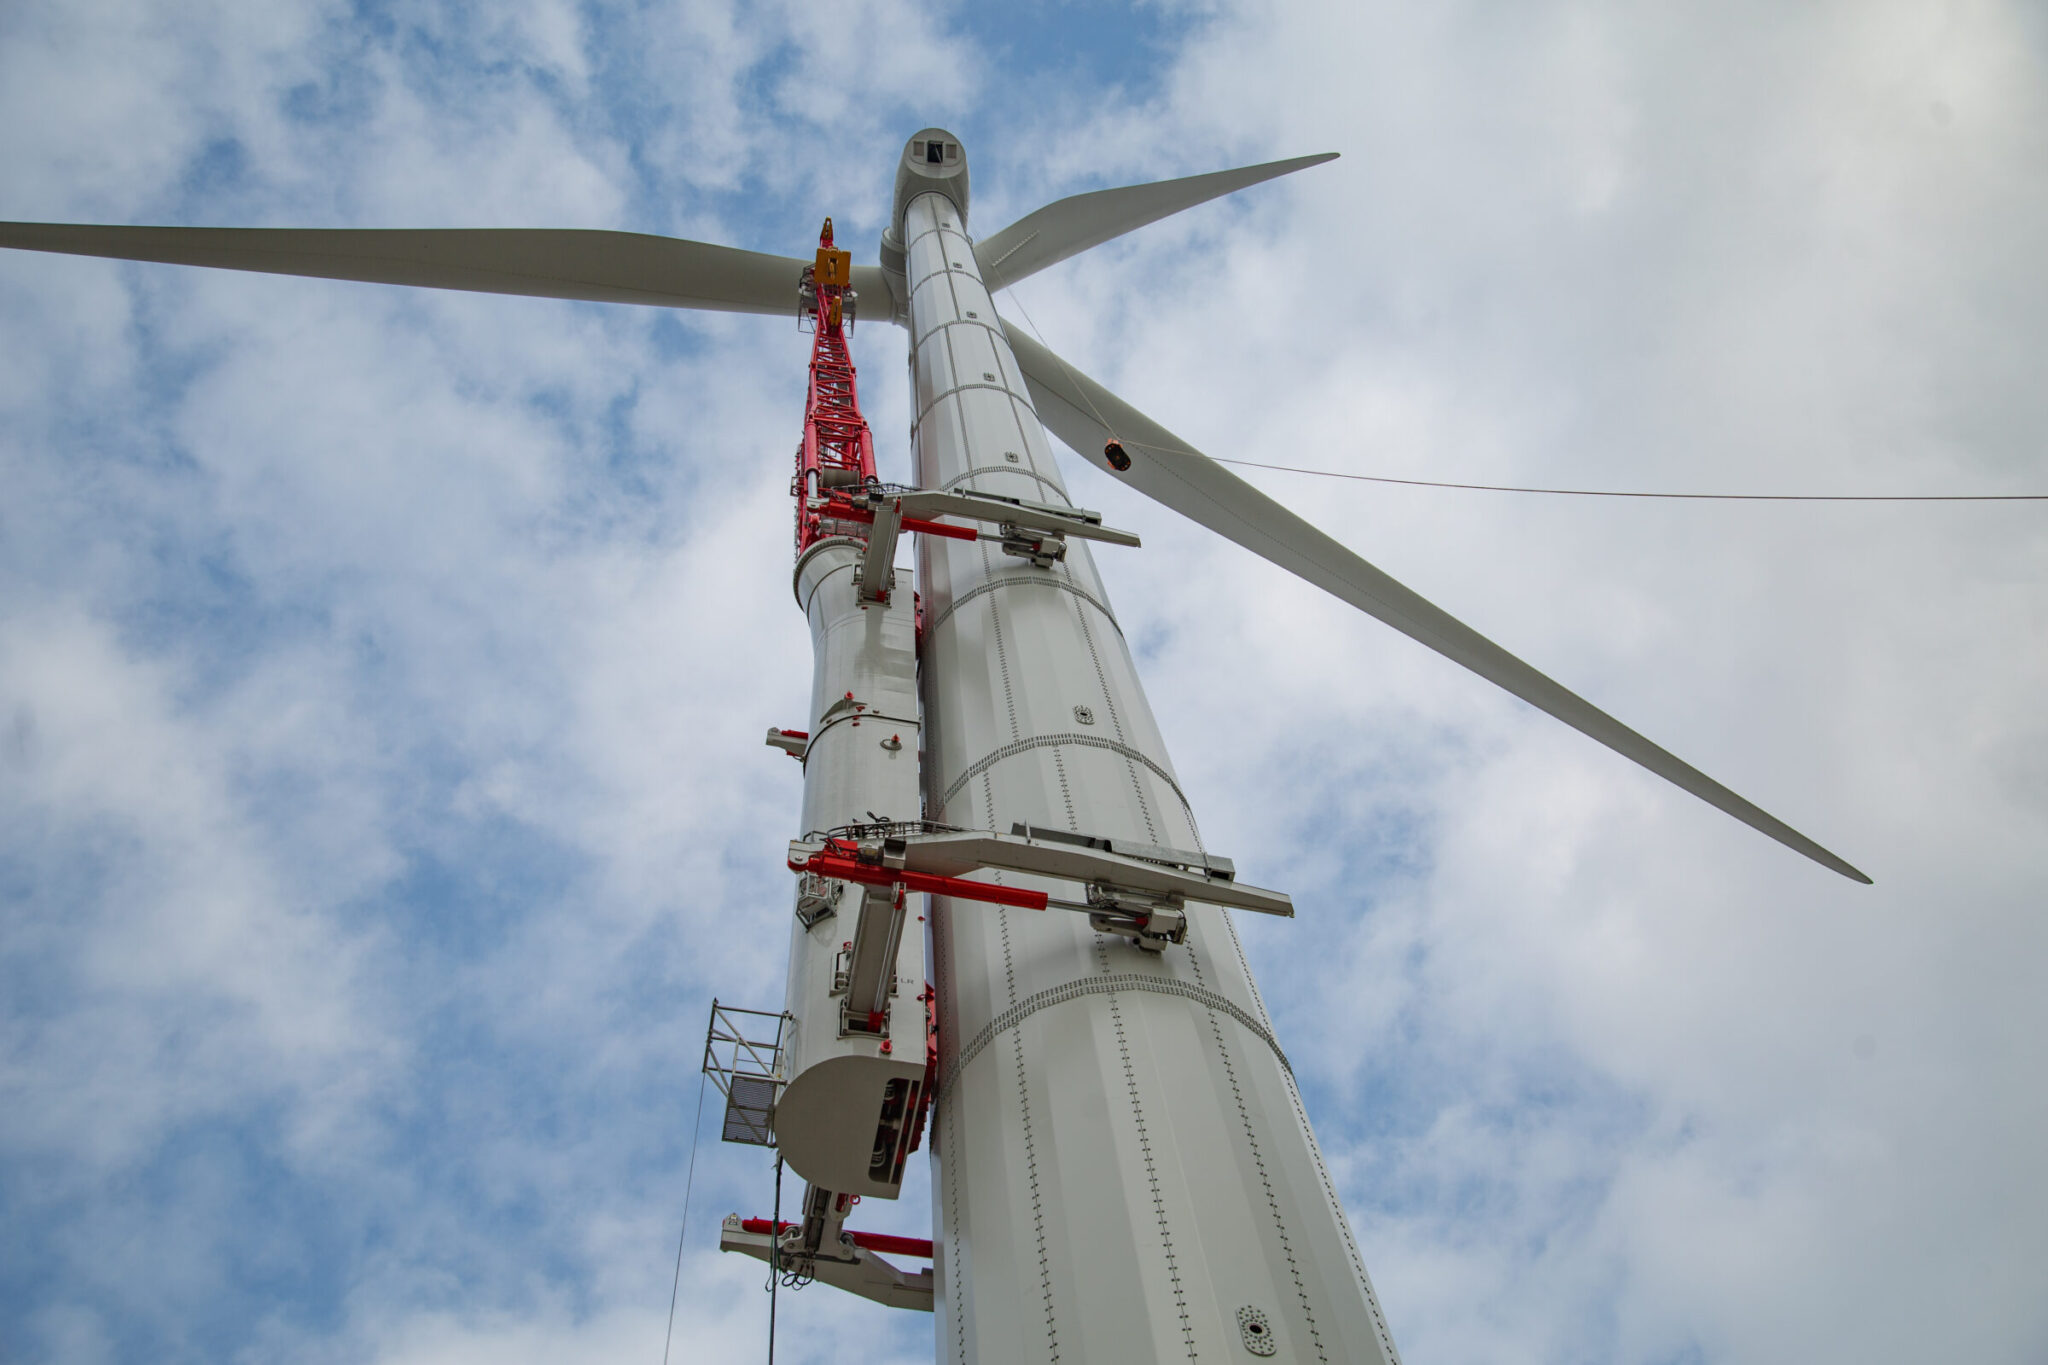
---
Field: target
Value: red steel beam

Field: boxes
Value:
[790,847,1050,912]
[739,1219,935,1262]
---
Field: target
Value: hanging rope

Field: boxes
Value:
[997,283,1123,443]
[767,1155,784,1365]
[996,283,2044,505]
[660,1070,710,1365]
[1208,456,2048,502]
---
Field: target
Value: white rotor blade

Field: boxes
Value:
[973,153,1338,293]
[851,264,900,320]
[1007,325,1870,884]
[0,223,806,315]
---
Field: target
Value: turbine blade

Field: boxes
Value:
[973,152,1338,292]
[851,264,900,321]
[0,223,807,315]
[1006,325,1871,884]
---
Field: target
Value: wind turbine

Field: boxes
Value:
[0,126,1866,1363]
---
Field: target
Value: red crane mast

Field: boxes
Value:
[792,218,974,569]
[793,218,876,552]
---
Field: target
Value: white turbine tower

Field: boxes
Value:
[0,125,1866,1364]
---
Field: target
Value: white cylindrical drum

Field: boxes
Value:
[774,537,928,1198]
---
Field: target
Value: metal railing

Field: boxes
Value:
[702,1000,789,1148]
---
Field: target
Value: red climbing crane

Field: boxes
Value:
[793,219,877,552]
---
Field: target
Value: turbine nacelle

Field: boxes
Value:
[879,126,969,291]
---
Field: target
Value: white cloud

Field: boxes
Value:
[4,1,2046,1362]
[0,605,391,1173]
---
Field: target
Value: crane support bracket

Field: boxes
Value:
[1008,822,1237,882]
[719,1214,934,1313]
[892,486,1140,547]
[840,882,908,1032]
[787,826,1291,951]
[997,524,1066,568]
[856,496,901,603]
[815,484,1140,549]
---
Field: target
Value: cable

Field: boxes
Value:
[767,1155,784,1365]
[1208,456,2048,502]
[661,1069,710,1365]
[996,284,2045,505]
[997,284,1123,443]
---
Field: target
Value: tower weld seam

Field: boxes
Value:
[902,239,978,306]
[915,380,1033,428]
[926,575,1122,643]
[935,973,1292,1102]
[921,315,1010,349]
[997,896,1018,1010]
[945,1088,968,1364]
[936,463,1075,506]
[978,540,1022,744]
[1278,1060,1403,1363]
[905,269,992,325]
[996,906,1059,1358]
[1205,914,1398,1358]
[905,221,969,253]
[1186,936,1327,1362]
[1103,987,1198,1360]
[1065,583,1158,842]
[1015,1029,1058,1360]
[1005,391,1052,481]
[938,734,1194,825]
[1219,905,1281,1037]
[936,899,971,1365]
[1050,748,1078,831]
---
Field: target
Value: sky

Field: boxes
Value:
[3,1,2046,1362]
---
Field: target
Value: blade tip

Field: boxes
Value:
[1821,853,1873,884]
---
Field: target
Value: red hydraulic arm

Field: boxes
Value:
[789,838,1050,912]
[739,1218,934,1263]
